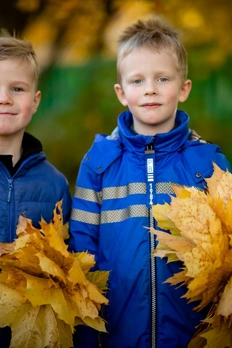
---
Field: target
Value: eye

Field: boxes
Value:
[157,77,168,83]
[132,79,143,84]
[12,87,24,92]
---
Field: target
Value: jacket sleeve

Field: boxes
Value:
[69,133,122,255]
[69,157,101,259]
[60,177,72,225]
[206,145,231,174]
[184,142,231,185]
[215,149,231,172]
[44,160,72,225]
[69,157,102,347]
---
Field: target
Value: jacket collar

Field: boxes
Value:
[0,132,43,175]
[118,110,190,155]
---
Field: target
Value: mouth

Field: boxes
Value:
[141,103,161,108]
[0,112,16,116]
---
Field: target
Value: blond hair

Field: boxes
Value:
[117,17,188,83]
[0,29,40,88]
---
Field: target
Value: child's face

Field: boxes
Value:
[114,47,191,135]
[0,59,41,138]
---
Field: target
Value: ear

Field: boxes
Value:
[178,79,192,103]
[114,84,128,107]
[32,90,41,114]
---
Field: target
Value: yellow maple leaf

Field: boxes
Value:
[217,276,232,318]
[188,319,232,348]
[150,164,232,347]
[205,163,232,203]
[0,201,109,347]
[74,252,95,274]
[151,227,194,263]
[152,203,180,236]
[87,270,109,292]
[198,323,232,348]
[0,283,72,348]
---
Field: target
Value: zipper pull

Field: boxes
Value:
[145,142,155,154]
[7,180,13,203]
[145,140,155,207]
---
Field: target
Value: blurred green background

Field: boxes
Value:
[2,0,232,193]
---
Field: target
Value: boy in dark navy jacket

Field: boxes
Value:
[70,18,231,348]
[0,31,71,347]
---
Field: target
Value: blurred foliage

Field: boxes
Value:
[27,55,232,193]
[1,0,231,193]
[4,0,231,69]
[28,59,122,192]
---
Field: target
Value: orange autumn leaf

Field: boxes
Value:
[0,201,109,348]
[0,242,15,256]
[150,164,232,348]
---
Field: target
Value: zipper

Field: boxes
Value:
[7,154,39,203]
[7,178,14,241]
[145,140,156,348]
[150,210,156,348]
[7,179,13,203]
[98,304,106,347]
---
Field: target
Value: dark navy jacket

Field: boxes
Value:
[0,133,71,347]
[70,110,231,348]
[0,133,71,243]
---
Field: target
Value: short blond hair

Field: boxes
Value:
[0,29,40,88]
[117,17,188,83]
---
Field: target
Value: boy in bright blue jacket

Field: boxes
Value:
[70,17,231,348]
[0,32,71,346]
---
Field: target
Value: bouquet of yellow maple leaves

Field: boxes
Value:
[0,201,109,348]
[151,164,232,348]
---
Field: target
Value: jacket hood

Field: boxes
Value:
[117,109,190,155]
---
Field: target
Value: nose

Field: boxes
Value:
[0,89,13,105]
[144,81,157,96]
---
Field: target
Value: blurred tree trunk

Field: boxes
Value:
[0,0,46,34]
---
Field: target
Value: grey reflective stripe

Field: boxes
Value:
[71,182,189,225]
[156,182,203,194]
[74,187,102,204]
[71,209,100,225]
[101,204,148,223]
[73,182,175,203]
[156,182,175,194]
[71,204,147,224]
[102,182,146,199]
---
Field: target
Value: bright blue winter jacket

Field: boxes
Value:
[70,110,231,348]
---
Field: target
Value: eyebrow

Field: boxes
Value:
[10,80,30,87]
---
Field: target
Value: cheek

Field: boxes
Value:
[165,88,180,102]
[125,89,140,105]
[23,104,33,114]
[21,101,35,117]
